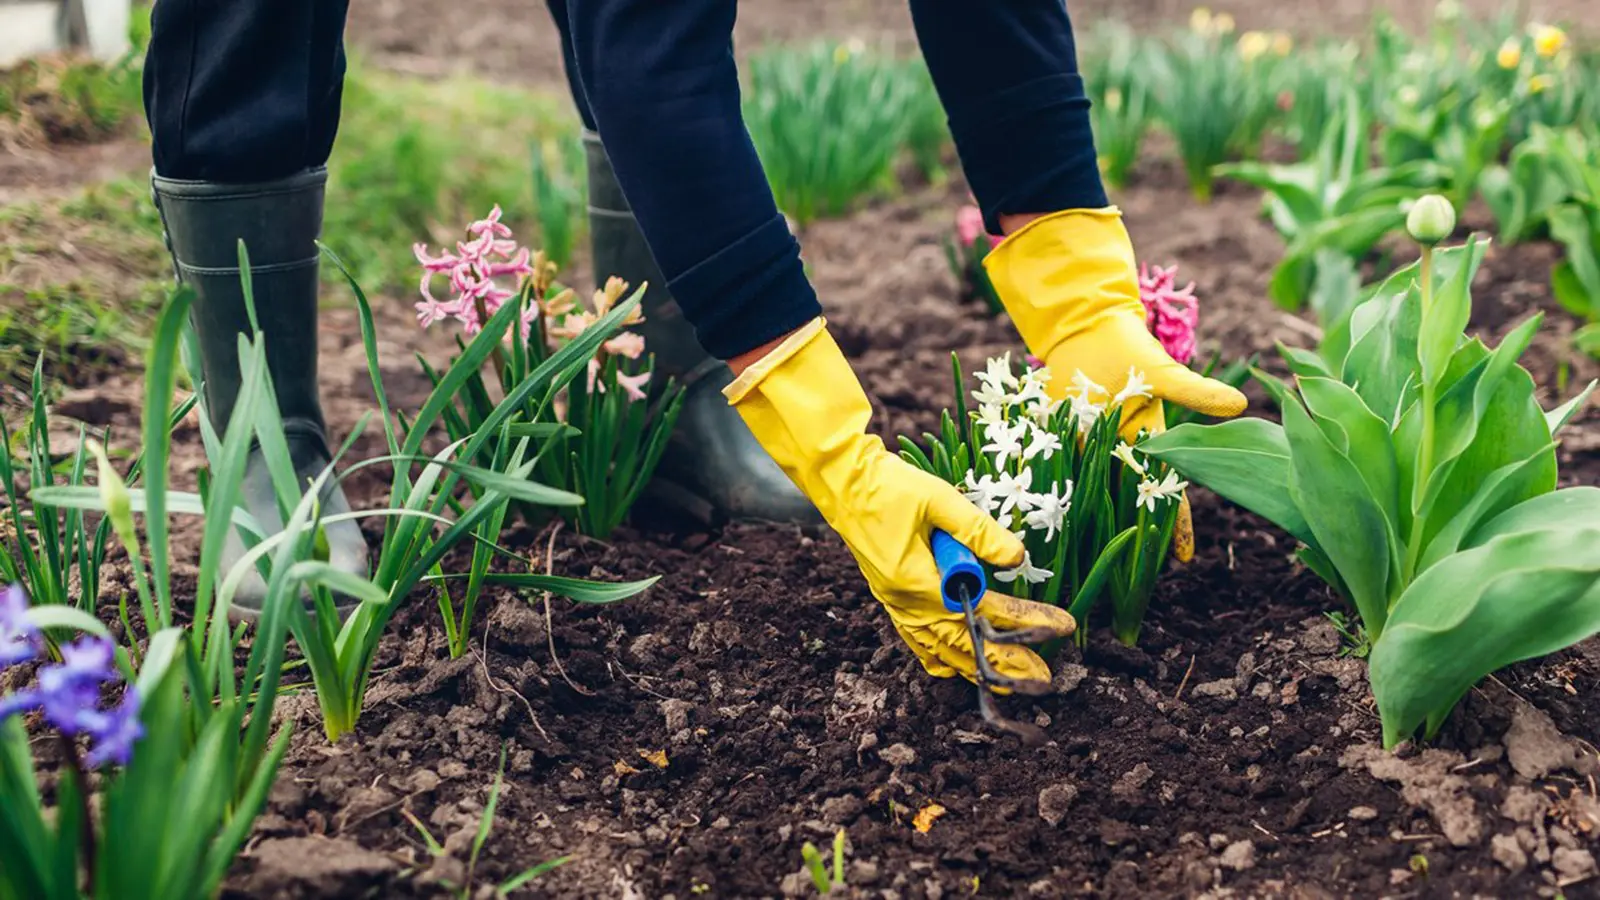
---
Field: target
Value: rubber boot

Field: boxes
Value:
[151,168,370,620]
[584,132,821,525]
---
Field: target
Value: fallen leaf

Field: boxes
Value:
[913,803,946,834]
[613,761,641,776]
[639,748,669,769]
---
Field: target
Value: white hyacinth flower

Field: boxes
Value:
[996,550,1054,585]
[1112,367,1153,407]
[1070,392,1104,434]
[1112,441,1147,477]
[1071,370,1107,402]
[991,470,1037,520]
[976,402,1008,428]
[1014,367,1052,409]
[1136,470,1189,512]
[973,353,1018,407]
[1023,485,1073,542]
[1022,426,1062,462]
[982,419,1029,471]
[1028,395,1063,428]
[962,470,1002,514]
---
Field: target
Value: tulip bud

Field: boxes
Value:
[1406,195,1457,246]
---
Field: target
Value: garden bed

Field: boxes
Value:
[34,168,1599,899]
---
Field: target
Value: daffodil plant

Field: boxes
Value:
[0,357,191,620]
[11,287,307,900]
[1143,196,1600,747]
[900,354,1185,646]
[1146,10,1283,201]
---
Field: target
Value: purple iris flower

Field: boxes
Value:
[0,583,40,668]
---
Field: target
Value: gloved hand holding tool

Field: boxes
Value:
[724,320,1077,705]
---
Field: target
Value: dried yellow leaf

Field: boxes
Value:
[614,761,641,776]
[913,803,946,834]
[639,748,669,769]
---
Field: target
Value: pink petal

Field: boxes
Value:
[414,243,461,272]
[617,369,652,402]
[956,206,985,247]
[603,332,647,360]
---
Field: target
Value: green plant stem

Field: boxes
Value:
[60,733,96,896]
[1416,243,1438,534]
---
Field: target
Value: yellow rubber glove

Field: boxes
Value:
[724,319,1077,684]
[983,207,1248,561]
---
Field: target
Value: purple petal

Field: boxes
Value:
[0,687,42,722]
[84,689,143,769]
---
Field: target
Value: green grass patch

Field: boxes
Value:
[0,62,587,390]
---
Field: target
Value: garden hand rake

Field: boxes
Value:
[931,529,1055,746]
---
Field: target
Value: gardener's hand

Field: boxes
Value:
[984,207,1248,560]
[725,319,1076,684]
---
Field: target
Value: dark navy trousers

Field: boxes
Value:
[145,1,1105,359]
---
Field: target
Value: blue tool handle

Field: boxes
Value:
[931,529,986,613]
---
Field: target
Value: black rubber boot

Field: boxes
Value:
[151,167,369,620]
[584,132,820,526]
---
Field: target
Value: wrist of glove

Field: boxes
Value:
[724,320,1076,684]
[983,207,1248,562]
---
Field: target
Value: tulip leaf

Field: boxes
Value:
[1546,380,1596,435]
[1342,285,1422,425]
[1465,486,1600,548]
[1371,526,1600,747]
[1138,419,1315,549]
[1412,361,1556,559]
[1298,377,1402,565]
[1414,443,1560,573]
[1417,237,1485,392]
[1282,395,1393,635]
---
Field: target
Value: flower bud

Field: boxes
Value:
[87,439,139,555]
[1406,195,1457,246]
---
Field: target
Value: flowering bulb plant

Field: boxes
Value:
[1145,199,1600,747]
[899,353,1186,646]
[414,206,685,550]
[0,583,292,900]
[942,205,1003,316]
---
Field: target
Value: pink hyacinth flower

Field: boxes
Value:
[585,360,653,402]
[414,206,536,333]
[616,369,652,402]
[1138,263,1200,366]
[603,332,647,360]
[956,205,992,249]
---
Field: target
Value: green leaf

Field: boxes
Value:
[1371,526,1600,747]
[501,857,570,892]
[1342,284,1423,425]
[1140,419,1316,548]
[1298,377,1402,559]
[1417,238,1486,392]
[22,605,110,639]
[1412,360,1557,561]
[1466,486,1600,547]
[1281,395,1394,636]
[1415,443,1559,572]
[1280,344,1334,379]
[1546,380,1596,434]
[477,572,660,604]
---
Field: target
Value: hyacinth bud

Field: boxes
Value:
[1406,195,1457,246]
[87,439,138,553]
